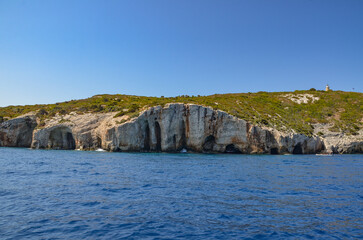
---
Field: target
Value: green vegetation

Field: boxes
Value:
[58,118,71,124]
[0,90,362,136]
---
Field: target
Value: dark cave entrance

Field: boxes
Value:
[49,127,75,150]
[292,143,303,154]
[155,121,161,152]
[97,137,102,148]
[203,135,215,152]
[144,124,150,151]
[270,147,279,155]
[225,144,241,153]
[66,132,75,149]
[178,120,187,151]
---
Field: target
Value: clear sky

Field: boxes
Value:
[0,0,362,106]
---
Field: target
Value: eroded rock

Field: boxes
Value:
[100,104,325,154]
[0,116,37,147]
[0,104,360,154]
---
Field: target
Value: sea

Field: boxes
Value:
[0,147,362,239]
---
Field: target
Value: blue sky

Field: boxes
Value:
[0,0,362,106]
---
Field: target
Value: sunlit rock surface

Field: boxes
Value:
[0,104,361,154]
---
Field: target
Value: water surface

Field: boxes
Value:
[0,148,362,239]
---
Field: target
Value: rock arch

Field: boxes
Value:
[48,126,75,150]
[270,147,279,155]
[97,136,102,148]
[144,123,150,151]
[292,143,303,154]
[155,121,161,152]
[225,144,241,153]
[203,135,215,152]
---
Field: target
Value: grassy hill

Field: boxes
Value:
[0,90,362,136]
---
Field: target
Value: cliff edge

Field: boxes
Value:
[1,103,361,154]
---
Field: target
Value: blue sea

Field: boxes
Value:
[0,148,362,239]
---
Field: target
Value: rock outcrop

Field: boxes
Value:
[313,123,363,154]
[0,116,37,147]
[30,112,115,150]
[0,103,361,154]
[322,134,363,154]
[101,104,324,154]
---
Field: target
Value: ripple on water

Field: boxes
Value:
[0,148,361,239]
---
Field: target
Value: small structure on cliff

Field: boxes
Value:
[325,84,330,91]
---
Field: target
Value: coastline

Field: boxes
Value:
[1,103,361,154]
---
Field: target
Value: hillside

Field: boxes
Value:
[0,90,362,136]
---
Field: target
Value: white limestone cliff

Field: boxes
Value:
[0,103,361,154]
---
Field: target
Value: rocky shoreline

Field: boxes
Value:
[0,103,362,154]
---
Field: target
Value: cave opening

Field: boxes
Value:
[203,135,215,152]
[144,124,150,151]
[225,144,241,154]
[177,120,187,151]
[293,143,303,154]
[97,137,102,148]
[49,127,75,150]
[66,132,75,149]
[270,147,279,155]
[155,121,161,152]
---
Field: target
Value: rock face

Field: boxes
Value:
[101,104,324,154]
[30,113,114,150]
[322,134,363,154]
[313,123,363,154]
[32,126,76,150]
[0,103,361,154]
[0,116,37,147]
